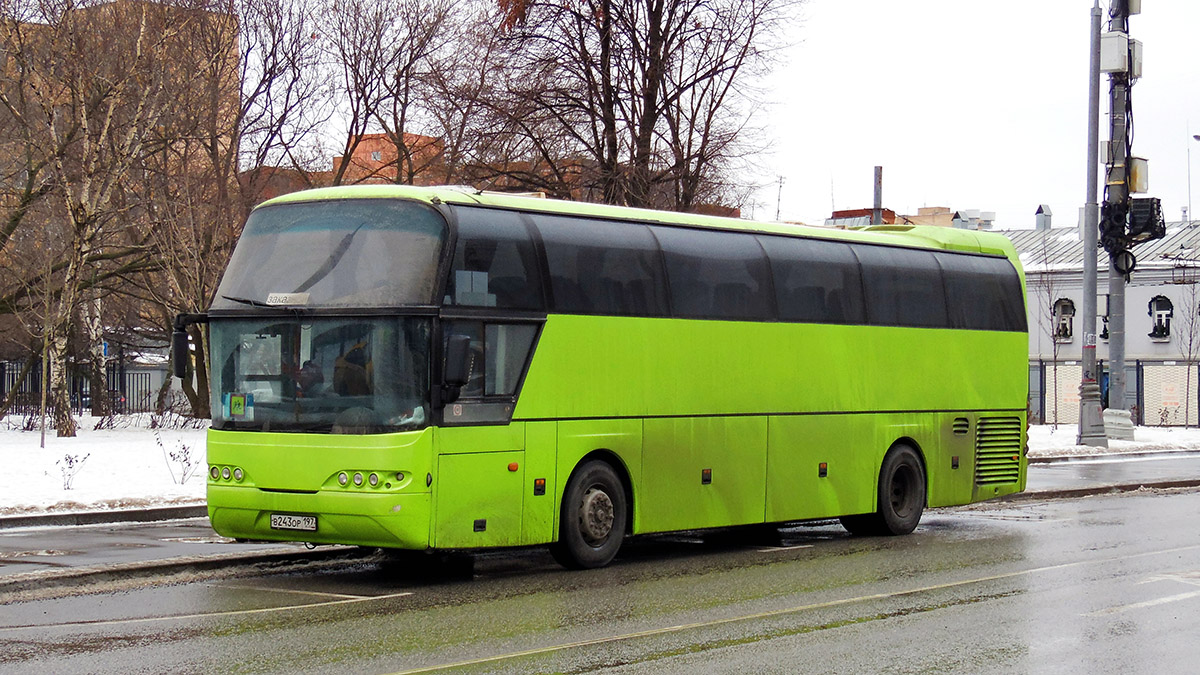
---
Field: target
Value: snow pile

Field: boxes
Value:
[2,418,1200,516]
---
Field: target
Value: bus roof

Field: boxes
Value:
[258,184,1019,260]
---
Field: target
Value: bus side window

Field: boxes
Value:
[446,208,544,310]
[652,226,773,321]
[936,253,1027,332]
[759,235,865,324]
[854,245,949,329]
[535,214,668,317]
[445,321,538,399]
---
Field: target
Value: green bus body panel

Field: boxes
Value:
[433,451,524,548]
[765,416,878,521]
[513,316,1028,420]
[641,417,768,532]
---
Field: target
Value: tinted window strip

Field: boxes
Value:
[450,207,1023,331]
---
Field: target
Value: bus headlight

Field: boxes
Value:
[338,472,349,486]
[353,472,363,486]
[210,466,220,480]
[233,468,244,481]
[369,473,379,487]
[221,467,231,480]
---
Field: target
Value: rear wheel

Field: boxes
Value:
[550,460,627,569]
[840,444,925,536]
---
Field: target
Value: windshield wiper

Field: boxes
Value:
[220,294,274,308]
[293,222,366,293]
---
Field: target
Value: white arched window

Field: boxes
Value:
[1053,298,1075,342]
[1148,295,1173,340]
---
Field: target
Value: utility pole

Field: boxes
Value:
[1101,0,1134,438]
[1078,1,1107,446]
[1099,0,1165,438]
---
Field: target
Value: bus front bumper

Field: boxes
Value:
[208,485,432,550]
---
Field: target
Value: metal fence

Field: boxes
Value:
[1,360,157,415]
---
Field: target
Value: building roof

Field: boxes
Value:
[1000,222,1200,274]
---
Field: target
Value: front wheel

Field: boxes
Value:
[550,460,627,569]
[840,444,925,536]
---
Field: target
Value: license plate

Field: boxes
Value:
[270,513,317,531]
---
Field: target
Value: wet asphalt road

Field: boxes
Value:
[2,487,1200,674]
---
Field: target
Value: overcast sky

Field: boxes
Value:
[754,0,1200,230]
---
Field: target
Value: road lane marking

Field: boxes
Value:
[382,543,1200,675]
[0,591,413,632]
[756,545,815,553]
[1087,589,1200,616]
[1089,570,1200,615]
[209,583,370,600]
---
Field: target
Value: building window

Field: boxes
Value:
[1053,298,1075,342]
[1148,295,1173,340]
[370,150,382,162]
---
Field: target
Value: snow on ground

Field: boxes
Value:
[0,414,208,516]
[2,416,1200,516]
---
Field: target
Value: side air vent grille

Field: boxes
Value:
[952,418,970,435]
[974,416,1022,485]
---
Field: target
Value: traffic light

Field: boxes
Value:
[1099,202,1128,254]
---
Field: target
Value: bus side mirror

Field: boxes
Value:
[172,329,190,380]
[171,313,207,380]
[442,334,471,404]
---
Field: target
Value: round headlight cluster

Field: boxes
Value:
[209,465,244,482]
[337,470,393,489]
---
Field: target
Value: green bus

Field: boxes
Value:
[177,184,1028,568]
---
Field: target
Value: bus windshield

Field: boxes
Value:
[212,199,446,309]
[209,317,431,433]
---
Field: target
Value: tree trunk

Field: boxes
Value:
[49,329,77,437]
[84,293,111,417]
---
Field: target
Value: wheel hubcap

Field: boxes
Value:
[579,487,615,545]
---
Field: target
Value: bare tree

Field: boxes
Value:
[1173,264,1200,428]
[133,0,327,417]
[498,0,795,209]
[0,1,196,435]
[1030,232,1065,428]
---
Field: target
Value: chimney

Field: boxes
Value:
[1035,204,1052,231]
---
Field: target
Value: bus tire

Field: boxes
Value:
[840,444,925,536]
[551,460,627,569]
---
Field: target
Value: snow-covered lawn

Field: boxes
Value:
[1,414,208,516]
[3,417,1200,516]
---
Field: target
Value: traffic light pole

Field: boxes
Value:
[1103,0,1135,437]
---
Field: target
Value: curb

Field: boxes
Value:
[0,505,207,530]
[1009,478,1200,502]
[0,545,370,599]
[1028,449,1200,464]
